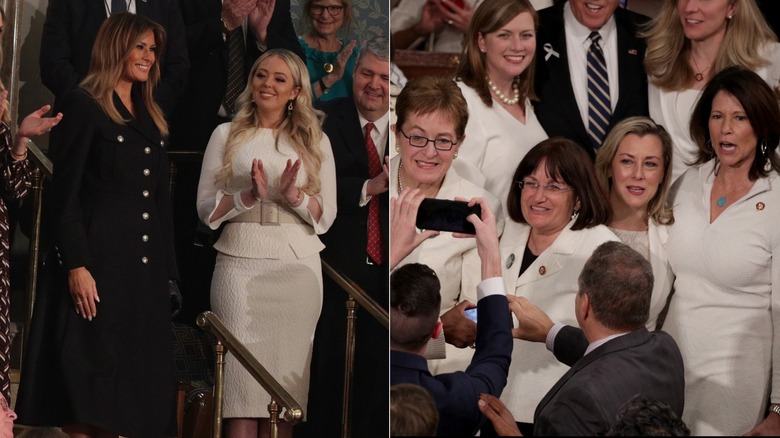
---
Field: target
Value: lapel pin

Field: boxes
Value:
[543,43,560,61]
[757,202,765,211]
[628,49,638,55]
[506,254,515,269]
[539,265,547,275]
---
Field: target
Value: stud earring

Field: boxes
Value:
[727,14,733,20]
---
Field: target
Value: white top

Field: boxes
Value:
[649,42,780,183]
[496,218,619,423]
[390,0,553,53]
[664,161,780,435]
[196,123,337,259]
[390,155,503,374]
[455,81,548,212]
[563,1,619,128]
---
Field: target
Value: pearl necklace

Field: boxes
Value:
[397,160,405,193]
[487,77,520,105]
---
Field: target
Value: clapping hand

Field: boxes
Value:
[222,0,257,31]
[280,158,302,205]
[249,0,276,46]
[332,40,358,81]
[250,158,268,200]
[18,105,63,138]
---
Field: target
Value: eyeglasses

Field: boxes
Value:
[400,129,457,151]
[517,180,572,194]
[310,4,344,15]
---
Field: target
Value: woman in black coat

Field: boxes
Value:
[16,13,178,437]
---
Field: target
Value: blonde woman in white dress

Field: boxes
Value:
[196,48,337,438]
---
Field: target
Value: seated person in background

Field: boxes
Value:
[391,383,440,436]
[390,195,512,436]
[482,241,684,436]
[606,395,690,436]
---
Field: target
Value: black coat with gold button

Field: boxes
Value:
[16,84,179,437]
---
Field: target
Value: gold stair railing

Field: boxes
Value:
[197,311,304,438]
[321,260,388,438]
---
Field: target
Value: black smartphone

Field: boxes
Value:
[415,199,482,234]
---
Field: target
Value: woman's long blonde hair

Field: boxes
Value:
[214,49,325,195]
[642,0,776,91]
[80,12,168,135]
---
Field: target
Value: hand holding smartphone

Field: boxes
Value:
[415,198,482,234]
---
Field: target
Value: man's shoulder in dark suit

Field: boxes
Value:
[535,328,684,436]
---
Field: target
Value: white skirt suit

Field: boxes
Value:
[664,161,780,435]
[197,124,337,418]
[649,43,780,183]
[498,219,618,423]
[390,155,502,375]
[454,81,548,209]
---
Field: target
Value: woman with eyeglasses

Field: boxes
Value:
[488,136,616,436]
[298,0,357,102]
[390,75,502,375]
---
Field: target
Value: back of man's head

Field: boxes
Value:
[578,241,653,331]
[606,395,690,436]
[390,383,439,436]
[390,263,441,352]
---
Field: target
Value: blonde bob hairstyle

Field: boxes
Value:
[455,0,538,107]
[214,49,325,195]
[642,0,777,91]
[80,12,167,135]
[594,116,675,226]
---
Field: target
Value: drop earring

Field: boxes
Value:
[287,99,294,115]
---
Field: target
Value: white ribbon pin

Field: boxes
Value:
[544,43,560,61]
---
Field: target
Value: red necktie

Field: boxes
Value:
[365,123,384,264]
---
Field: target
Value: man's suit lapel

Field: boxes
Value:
[338,101,371,174]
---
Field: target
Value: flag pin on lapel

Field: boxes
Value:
[628,49,637,55]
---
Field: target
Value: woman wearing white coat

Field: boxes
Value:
[453,0,547,206]
[390,75,502,375]
[664,67,780,436]
[594,117,675,330]
[487,137,617,435]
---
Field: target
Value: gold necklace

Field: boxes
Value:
[691,55,714,82]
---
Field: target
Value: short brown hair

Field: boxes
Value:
[394,76,469,140]
[390,264,441,353]
[506,137,611,229]
[391,383,439,436]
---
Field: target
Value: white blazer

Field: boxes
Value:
[646,220,674,330]
[497,218,619,423]
[391,155,503,374]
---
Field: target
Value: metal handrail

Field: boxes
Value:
[322,261,388,329]
[197,311,303,438]
[321,260,387,438]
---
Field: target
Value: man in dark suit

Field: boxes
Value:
[480,241,685,436]
[165,0,303,324]
[534,0,649,158]
[391,198,512,436]
[39,0,189,114]
[302,36,390,438]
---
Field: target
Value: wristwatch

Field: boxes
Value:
[770,404,780,417]
[319,77,330,94]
